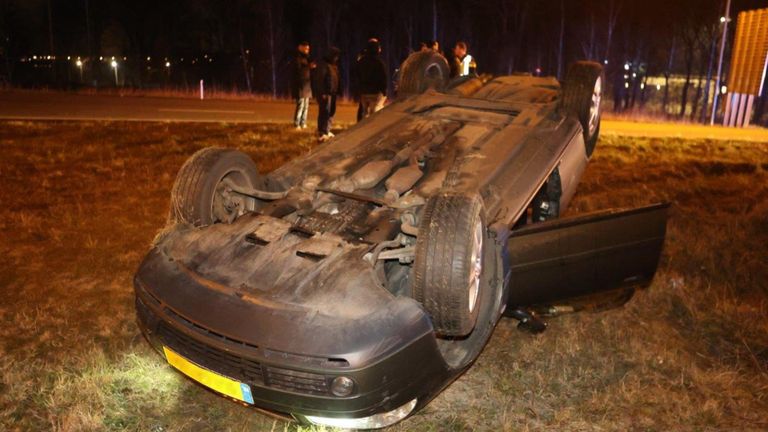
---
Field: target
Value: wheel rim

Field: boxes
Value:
[468,221,483,314]
[211,170,252,223]
[588,76,602,137]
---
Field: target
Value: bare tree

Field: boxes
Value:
[603,0,622,64]
[581,12,596,60]
[699,31,717,123]
[557,0,565,79]
[237,10,252,93]
[495,0,528,73]
[264,0,278,98]
[662,36,676,115]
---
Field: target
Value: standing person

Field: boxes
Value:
[312,46,341,141]
[291,41,314,130]
[450,41,476,78]
[354,38,388,121]
[427,40,441,54]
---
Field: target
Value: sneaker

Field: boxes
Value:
[294,126,302,131]
[318,134,330,142]
[327,131,335,138]
[300,125,307,129]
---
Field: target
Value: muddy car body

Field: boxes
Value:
[134,53,667,429]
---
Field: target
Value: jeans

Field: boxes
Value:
[294,97,309,127]
[317,94,336,135]
[359,93,386,121]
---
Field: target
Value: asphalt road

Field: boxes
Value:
[2,90,766,141]
[0,90,359,124]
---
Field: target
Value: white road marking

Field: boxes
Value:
[157,108,256,114]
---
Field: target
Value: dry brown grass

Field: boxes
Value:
[0,121,766,431]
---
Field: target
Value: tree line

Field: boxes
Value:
[1,0,765,124]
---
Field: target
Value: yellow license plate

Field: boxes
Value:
[163,346,254,404]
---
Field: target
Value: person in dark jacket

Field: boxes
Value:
[353,38,388,122]
[312,46,341,141]
[291,41,314,129]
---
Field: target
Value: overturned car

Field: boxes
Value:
[134,52,667,429]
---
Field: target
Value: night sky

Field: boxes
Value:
[1,0,766,93]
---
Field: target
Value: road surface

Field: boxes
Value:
[2,90,766,141]
[0,90,359,124]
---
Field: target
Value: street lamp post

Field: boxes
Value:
[710,0,732,125]
[110,60,118,86]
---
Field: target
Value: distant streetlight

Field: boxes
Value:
[75,58,83,81]
[721,85,727,94]
[111,60,118,86]
[656,84,661,91]
[165,61,170,68]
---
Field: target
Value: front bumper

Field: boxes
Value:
[134,249,453,421]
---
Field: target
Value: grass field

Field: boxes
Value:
[0,121,766,431]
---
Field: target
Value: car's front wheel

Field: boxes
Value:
[413,193,487,337]
[169,147,262,227]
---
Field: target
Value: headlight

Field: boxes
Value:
[304,398,417,429]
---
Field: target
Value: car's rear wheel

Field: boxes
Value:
[397,51,450,96]
[561,61,604,157]
[413,193,487,337]
[169,147,262,227]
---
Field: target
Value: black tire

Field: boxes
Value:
[561,61,603,157]
[169,147,262,227]
[397,51,450,96]
[413,193,486,336]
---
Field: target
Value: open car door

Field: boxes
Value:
[505,203,669,310]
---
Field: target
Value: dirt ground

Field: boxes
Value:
[0,121,766,431]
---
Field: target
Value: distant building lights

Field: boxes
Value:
[111,60,118,68]
[165,61,171,68]
[76,59,83,67]
[624,82,629,89]
[656,84,661,90]
[640,82,645,90]
[721,85,727,94]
